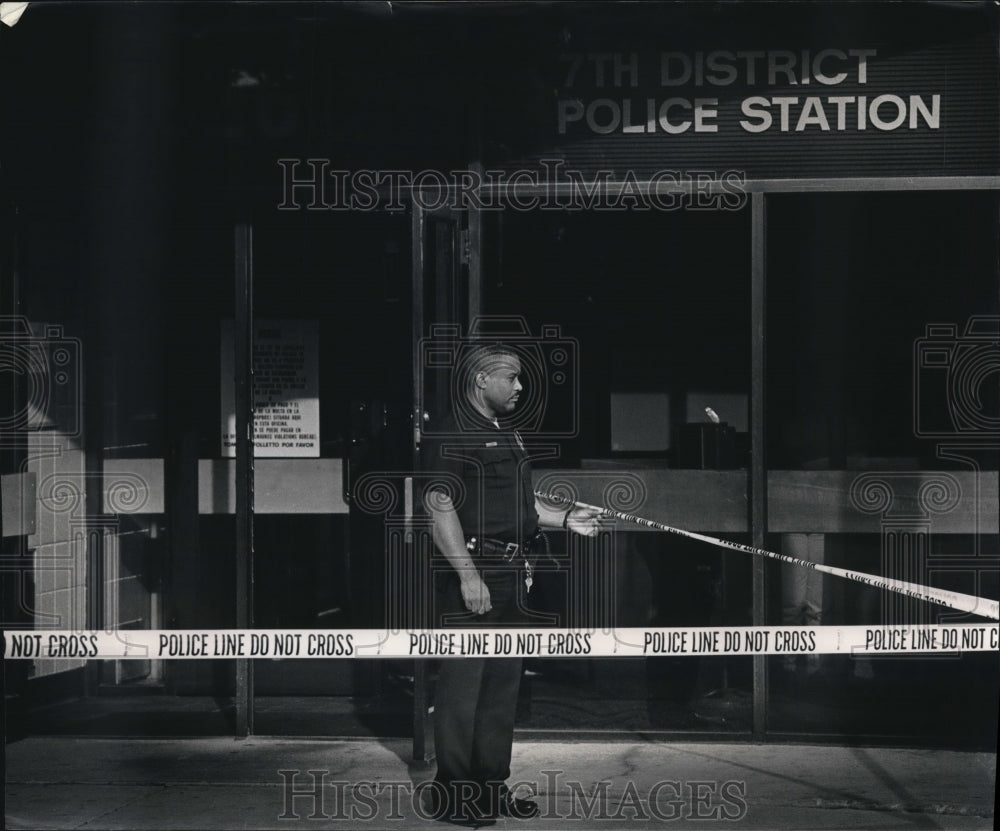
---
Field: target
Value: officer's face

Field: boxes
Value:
[478,356,522,417]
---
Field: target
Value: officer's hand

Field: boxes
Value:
[460,573,492,615]
[566,506,603,537]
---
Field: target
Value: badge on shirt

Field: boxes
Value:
[485,441,498,447]
[514,430,525,451]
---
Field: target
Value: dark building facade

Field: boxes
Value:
[1,1,997,756]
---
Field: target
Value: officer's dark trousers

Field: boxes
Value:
[433,567,526,804]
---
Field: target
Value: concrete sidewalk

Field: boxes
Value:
[5,736,995,830]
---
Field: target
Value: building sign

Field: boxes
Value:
[220,319,320,458]
[555,49,936,137]
[481,8,999,180]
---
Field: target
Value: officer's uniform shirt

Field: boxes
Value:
[421,409,538,543]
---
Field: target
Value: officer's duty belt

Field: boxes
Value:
[465,530,545,561]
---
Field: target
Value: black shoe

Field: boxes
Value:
[443,807,497,829]
[425,789,497,828]
[495,785,540,819]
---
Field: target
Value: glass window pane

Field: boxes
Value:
[766,192,999,747]
[480,206,755,734]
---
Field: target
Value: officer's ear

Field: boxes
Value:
[475,371,487,388]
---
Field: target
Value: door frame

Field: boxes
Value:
[409,194,480,761]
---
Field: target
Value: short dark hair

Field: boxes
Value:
[464,342,521,379]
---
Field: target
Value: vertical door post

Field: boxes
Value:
[750,191,768,740]
[234,218,255,737]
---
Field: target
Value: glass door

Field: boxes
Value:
[247,207,416,736]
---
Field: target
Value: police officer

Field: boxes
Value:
[422,343,600,825]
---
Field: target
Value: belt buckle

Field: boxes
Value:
[503,542,519,561]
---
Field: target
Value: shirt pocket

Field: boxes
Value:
[474,447,516,486]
